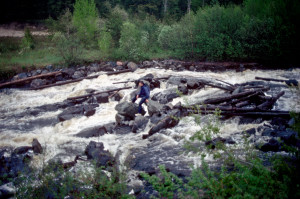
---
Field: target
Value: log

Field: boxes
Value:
[235,101,250,108]
[32,69,133,90]
[201,81,234,92]
[255,76,286,82]
[0,71,62,89]
[112,76,170,84]
[67,86,132,100]
[203,90,259,105]
[230,92,261,105]
[257,91,285,110]
[31,74,99,90]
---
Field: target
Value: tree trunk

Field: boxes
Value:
[0,71,62,89]
[187,0,191,14]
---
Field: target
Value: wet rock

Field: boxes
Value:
[276,129,297,145]
[259,138,281,152]
[13,146,32,155]
[84,108,96,117]
[261,128,277,137]
[147,100,163,116]
[32,138,43,154]
[55,74,65,82]
[245,128,256,136]
[270,117,288,130]
[189,66,195,71]
[58,104,98,122]
[187,78,203,89]
[151,88,179,104]
[143,116,179,139]
[115,102,139,119]
[95,93,109,103]
[85,141,114,167]
[132,116,149,133]
[127,62,138,71]
[75,126,107,138]
[18,72,28,79]
[62,68,75,77]
[285,79,298,86]
[205,137,236,149]
[30,79,47,88]
[167,76,186,85]
[72,70,85,79]
[41,69,49,74]
[115,113,131,125]
[111,92,123,101]
[178,84,188,95]
[143,61,152,67]
[46,65,53,71]
[288,118,295,127]
[0,183,16,198]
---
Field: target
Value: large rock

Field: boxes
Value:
[0,183,16,198]
[75,126,108,138]
[131,116,149,133]
[58,104,98,122]
[259,138,281,152]
[167,76,187,85]
[95,93,109,103]
[13,146,32,155]
[84,141,114,167]
[72,70,85,79]
[151,88,179,104]
[115,102,139,119]
[178,84,188,95]
[30,79,47,88]
[32,138,43,154]
[143,116,179,139]
[115,113,131,125]
[147,100,163,116]
[127,62,138,71]
[187,78,203,89]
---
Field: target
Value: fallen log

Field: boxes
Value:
[203,89,268,105]
[235,101,250,108]
[255,76,298,86]
[257,91,285,111]
[67,86,132,100]
[200,81,234,92]
[230,92,261,105]
[112,76,170,84]
[0,71,62,89]
[32,69,133,90]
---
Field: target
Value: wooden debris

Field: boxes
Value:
[32,69,133,90]
[0,71,62,89]
[67,86,132,101]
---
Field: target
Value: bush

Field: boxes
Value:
[119,21,148,61]
[73,0,99,47]
[98,28,113,55]
[21,27,35,50]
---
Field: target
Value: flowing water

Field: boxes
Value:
[0,67,300,188]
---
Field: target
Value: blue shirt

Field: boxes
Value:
[139,85,150,98]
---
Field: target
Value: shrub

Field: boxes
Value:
[73,0,99,47]
[21,27,35,50]
[119,21,148,61]
[98,28,113,55]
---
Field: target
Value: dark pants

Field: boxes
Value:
[132,95,148,113]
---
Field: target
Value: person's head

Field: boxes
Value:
[138,81,144,87]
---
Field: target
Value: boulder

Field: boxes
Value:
[167,76,186,85]
[131,116,149,133]
[84,141,114,167]
[143,116,179,139]
[151,88,179,104]
[75,126,107,138]
[205,137,236,149]
[72,70,85,79]
[147,100,163,116]
[187,79,203,89]
[115,113,131,125]
[32,139,43,154]
[127,62,138,71]
[0,183,16,198]
[18,72,28,79]
[178,84,188,95]
[13,146,32,155]
[62,68,75,77]
[84,108,96,117]
[30,79,47,88]
[259,138,281,152]
[115,102,139,119]
[245,128,256,136]
[95,93,109,103]
[58,104,98,122]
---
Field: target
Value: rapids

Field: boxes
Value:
[0,67,300,188]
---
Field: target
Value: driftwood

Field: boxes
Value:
[32,69,133,90]
[257,91,285,110]
[255,76,286,82]
[0,71,62,89]
[203,88,268,105]
[112,76,170,84]
[67,86,132,101]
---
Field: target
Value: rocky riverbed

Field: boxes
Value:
[0,60,299,198]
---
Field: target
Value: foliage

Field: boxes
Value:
[15,162,134,199]
[20,28,35,50]
[73,0,99,47]
[98,28,113,55]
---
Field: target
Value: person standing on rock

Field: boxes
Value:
[132,81,150,115]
